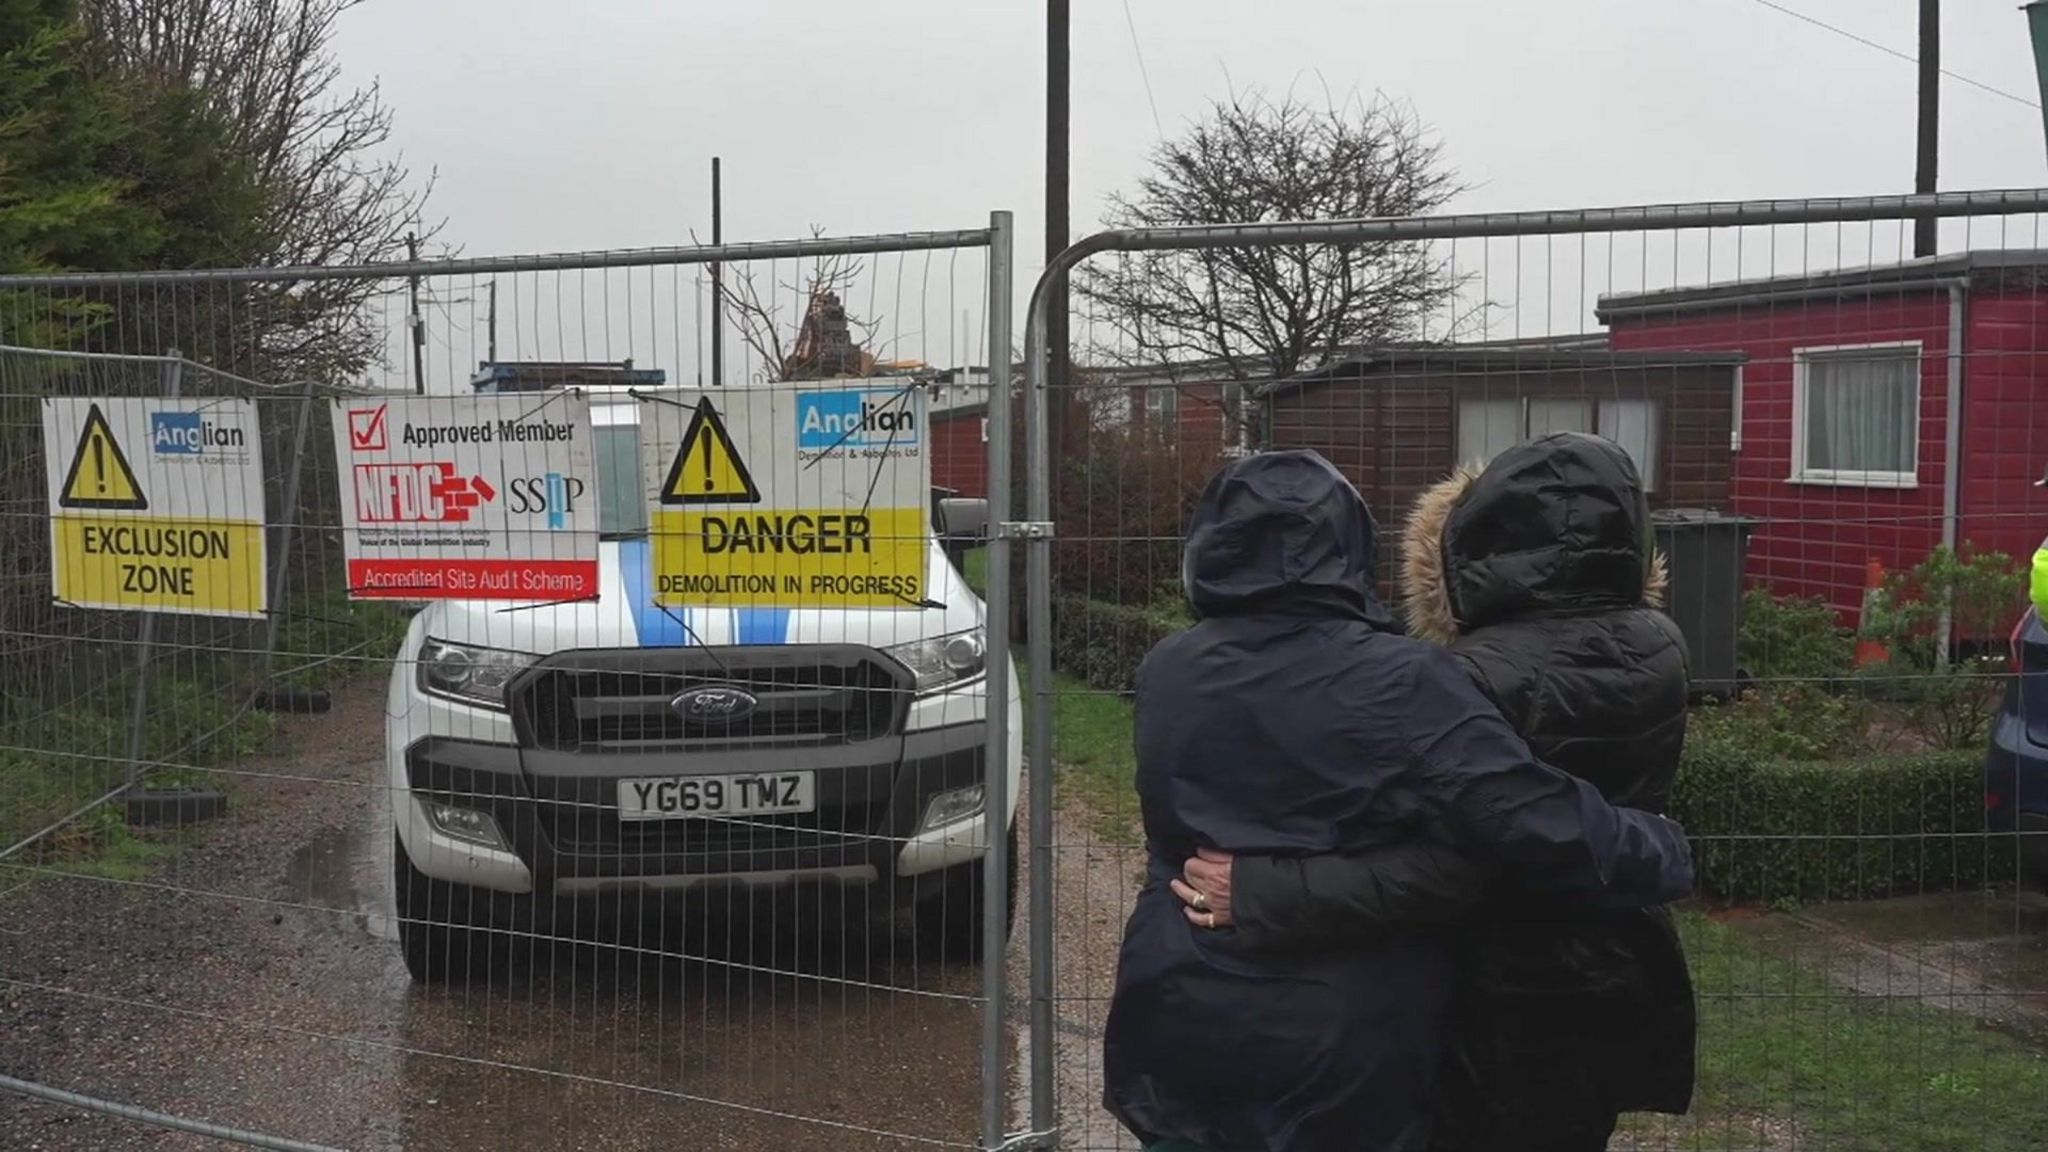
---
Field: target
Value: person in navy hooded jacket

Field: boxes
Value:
[1101,449,1692,1152]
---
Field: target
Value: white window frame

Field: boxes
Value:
[1596,397,1660,494]
[1730,364,1743,452]
[1144,385,1178,420]
[1789,341,1922,489]
[1455,396,1524,468]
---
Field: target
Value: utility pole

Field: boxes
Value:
[2027,3,2048,159]
[1914,0,1940,258]
[711,157,725,387]
[406,232,426,395]
[1044,0,1071,512]
[486,278,497,364]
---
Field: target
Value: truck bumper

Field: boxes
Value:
[397,717,1002,912]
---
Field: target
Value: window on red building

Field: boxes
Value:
[1792,343,1921,487]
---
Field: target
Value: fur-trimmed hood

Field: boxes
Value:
[1402,432,1668,644]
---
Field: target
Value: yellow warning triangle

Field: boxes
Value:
[660,396,761,504]
[58,403,148,511]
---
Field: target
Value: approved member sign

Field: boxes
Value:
[642,383,929,609]
[43,397,268,618]
[331,393,599,601]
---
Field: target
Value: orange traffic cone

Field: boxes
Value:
[1854,557,1889,667]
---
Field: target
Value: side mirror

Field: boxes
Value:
[937,497,989,573]
[937,497,990,545]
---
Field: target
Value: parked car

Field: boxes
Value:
[1985,605,2048,889]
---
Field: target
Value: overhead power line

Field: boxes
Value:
[1122,0,1165,137]
[1751,0,2040,110]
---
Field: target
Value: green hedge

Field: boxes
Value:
[1671,740,2014,904]
[1051,594,1185,693]
[1046,596,2014,906]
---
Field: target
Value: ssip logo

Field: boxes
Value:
[507,472,586,530]
[795,389,919,449]
[150,411,248,455]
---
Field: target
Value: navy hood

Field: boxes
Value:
[1181,450,1395,628]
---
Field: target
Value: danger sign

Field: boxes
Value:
[42,397,268,618]
[641,384,929,609]
[330,394,599,601]
[660,397,761,504]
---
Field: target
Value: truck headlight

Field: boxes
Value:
[885,628,986,693]
[416,639,534,710]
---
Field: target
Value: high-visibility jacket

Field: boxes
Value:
[2033,537,2048,618]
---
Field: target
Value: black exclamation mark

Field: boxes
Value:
[701,425,714,492]
[92,436,106,493]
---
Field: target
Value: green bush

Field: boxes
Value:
[1738,589,1853,684]
[1051,594,1188,692]
[1671,739,2012,904]
[1052,423,1223,606]
[1687,685,1869,762]
[1857,546,2023,749]
[1862,545,2025,665]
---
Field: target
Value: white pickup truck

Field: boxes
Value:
[385,386,1019,982]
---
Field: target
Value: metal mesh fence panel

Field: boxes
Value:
[1023,191,2048,1151]
[0,220,1026,1151]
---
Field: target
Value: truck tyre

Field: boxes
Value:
[394,832,496,986]
[915,825,1018,964]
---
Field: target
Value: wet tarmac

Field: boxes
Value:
[0,682,1006,1150]
[1768,890,2048,1043]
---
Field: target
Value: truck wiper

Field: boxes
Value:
[891,589,948,611]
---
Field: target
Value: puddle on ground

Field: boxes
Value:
[283,821,396,941]
[1802,890,2048,944]
[1729,891,2048,1044]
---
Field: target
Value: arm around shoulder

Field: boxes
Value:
[1395,649,1694,906]
[1233,842,1488,949]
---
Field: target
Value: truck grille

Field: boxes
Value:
[511,646,908,752]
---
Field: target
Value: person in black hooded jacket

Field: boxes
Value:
[1171,432,1697,1152]
[1101,448,1693,1152]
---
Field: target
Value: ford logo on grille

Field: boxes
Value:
[672,685,759,724]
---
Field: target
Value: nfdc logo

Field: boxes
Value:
[353,463,497,524]
[795,390,918,449]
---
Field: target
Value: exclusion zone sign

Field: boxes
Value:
[642,383,929,609]
[42,397,268,618]
[331,393,599,601]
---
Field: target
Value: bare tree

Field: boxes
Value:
[79,0,434,382]
[722,228,885,381]
[1074,87,1473,445]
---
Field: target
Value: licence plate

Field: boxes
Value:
[616,773,817,821]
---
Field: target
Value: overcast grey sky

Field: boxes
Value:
[328,0,2048,379]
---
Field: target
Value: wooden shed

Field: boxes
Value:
[1259,345,1746,590]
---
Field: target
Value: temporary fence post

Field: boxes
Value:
[121,351,181,794]
[1024,262,1057,1138]
[260,381,318,685]
[979,209,1015,1152]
